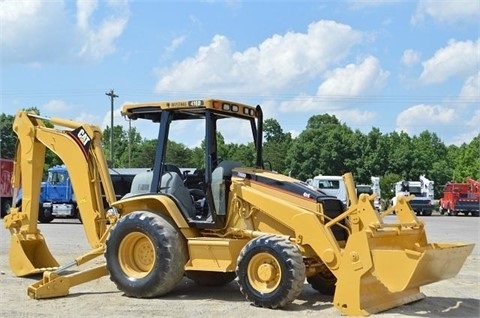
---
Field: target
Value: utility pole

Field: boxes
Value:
[105,89,118,167]
[128,118,131,167]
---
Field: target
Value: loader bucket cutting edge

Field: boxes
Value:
[9,233,59,277]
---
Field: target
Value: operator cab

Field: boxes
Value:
[122,99,262,228]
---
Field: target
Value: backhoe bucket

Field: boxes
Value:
[9,233,59,277]
[333,231,474,316]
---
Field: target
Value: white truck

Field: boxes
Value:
[308,175,381,211]
[392,175,434,216]
[357,177,382,211]
[308,175,348,207]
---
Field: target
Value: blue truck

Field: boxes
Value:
[16,165,148,223]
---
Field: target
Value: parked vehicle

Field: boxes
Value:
[15,165,148,223]
[392,175,434,216]
[308,175,348,207]
[0,158,14,218]
[309,175,381,211]
[439,178,480,216]
[355,177,381,211]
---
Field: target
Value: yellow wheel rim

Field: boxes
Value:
[118,232,155,278]
[247,252,281,293]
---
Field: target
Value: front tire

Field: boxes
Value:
[236,235,305,309]
[105,211,187,298]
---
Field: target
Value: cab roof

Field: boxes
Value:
[121,99,258,122]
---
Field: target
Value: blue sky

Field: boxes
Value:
[1,0,479,148]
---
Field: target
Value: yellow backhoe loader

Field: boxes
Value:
[4,100,474,316]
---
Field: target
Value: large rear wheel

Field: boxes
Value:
[236,235,305,309]
[105,211,187,298]
[307,263,336,295]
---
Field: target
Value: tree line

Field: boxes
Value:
[1,111,479,201]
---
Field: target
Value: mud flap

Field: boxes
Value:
[333,232,474,316]
[9,233,59,277]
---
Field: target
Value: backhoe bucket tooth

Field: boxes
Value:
[9,233,59,277]
[333,232,474,316]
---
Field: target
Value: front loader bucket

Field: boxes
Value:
[9,233,59,277]
[333,231,474,316]
[371,243,475,292]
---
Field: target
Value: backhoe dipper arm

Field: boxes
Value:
[8,111,117,248]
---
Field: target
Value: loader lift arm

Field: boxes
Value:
[4,111,117,295]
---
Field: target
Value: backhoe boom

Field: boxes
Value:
[4,111,117,277]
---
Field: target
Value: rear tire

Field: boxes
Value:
[105,211,187,298]
[185,271,236,286]
[1,198,11,218]
[38,206,54,223]
[236,235,305,309]
[307,265,336,295]
[422,210,432,216]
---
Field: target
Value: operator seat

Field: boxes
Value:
[211,161,243,216]
[164,163,184,180]
[123,168,196,219]
[160,171,196,218]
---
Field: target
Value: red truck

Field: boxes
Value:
[1,158,14,218]
[439,177,480,216]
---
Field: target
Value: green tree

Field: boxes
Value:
[380,172,402,206]
[130,139,156,168]
[285,114,356,181]
[384,131,414,178]
[452,134,480,181]
[0,113,16,159]
[263,118,292,173]
[353,128,390,183]
[102,125,143,168]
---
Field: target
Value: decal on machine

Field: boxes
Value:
[67,127,92,159]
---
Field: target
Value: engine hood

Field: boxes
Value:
[232,167,339,204]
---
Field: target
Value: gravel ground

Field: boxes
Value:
[1,213,479,318]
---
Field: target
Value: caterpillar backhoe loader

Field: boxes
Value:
[4,100,474,316]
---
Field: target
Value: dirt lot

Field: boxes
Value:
[1,213,479,318]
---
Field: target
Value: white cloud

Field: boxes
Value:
[459,71,480,103]
[467,109,480,128]
[76,0,130,61]
[411,0,480,25]
[277,56,388,114]
[43,100,71,112]
[450,109,480,145]
[401,49,421,66]
[155,20,363,94]
[395,104,456,134]
[0,0,129,65]
[317,56,389,100]
[76,0,98,30]
[0,0,69,65]
[419,39,480,84]
[75,112,102,126]
[266,56,388,133]
[166,36,186,54]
